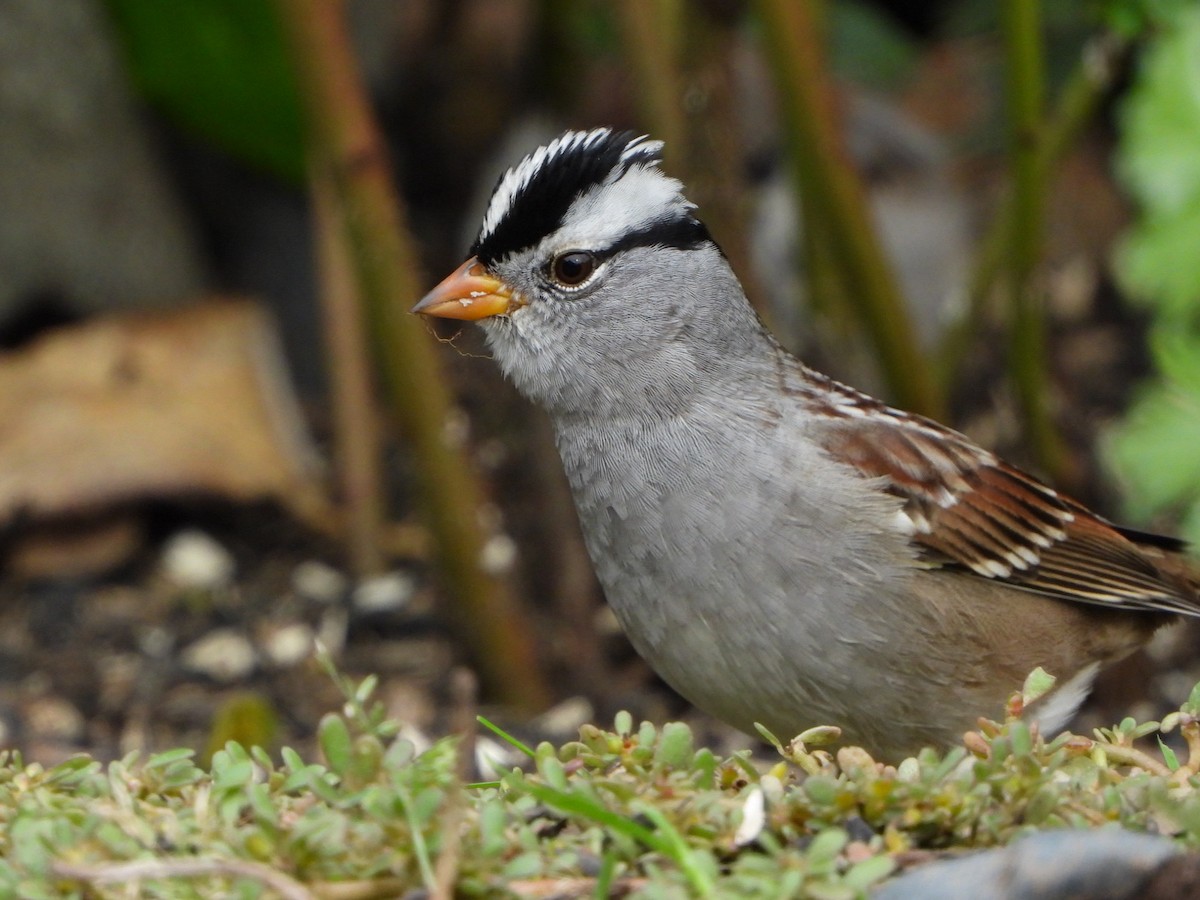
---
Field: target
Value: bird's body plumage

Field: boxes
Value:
[416,128,1198,757]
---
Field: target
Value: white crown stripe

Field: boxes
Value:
[618,134,663,167]
[478,128,616,244]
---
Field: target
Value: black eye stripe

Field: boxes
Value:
[539,216,720,291]
[603,217,715,256]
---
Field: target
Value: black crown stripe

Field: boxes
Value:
[473,130,647,266]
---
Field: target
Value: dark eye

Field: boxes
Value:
[549,251,596,287]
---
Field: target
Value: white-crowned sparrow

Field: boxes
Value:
[414,128,1199,758]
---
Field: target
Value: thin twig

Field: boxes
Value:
[308,878,409,899]
[52,858,314,900]
[1096,743,1174,778]
[431,790,466,900]
[507,877,649,897]
[1183,721,1200,773]
[431,670,477,898]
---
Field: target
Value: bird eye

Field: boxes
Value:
[549,251,597,288]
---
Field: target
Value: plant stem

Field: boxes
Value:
[939,33,1129,385]
[614,0,686,162]
[1001,0,1066,478]
[277,0,550,712]
[616,2,769,319]
[310,163,385,575]
[755,0,944,418]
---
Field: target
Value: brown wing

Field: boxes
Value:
[809,411,1199,615]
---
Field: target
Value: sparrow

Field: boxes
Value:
[414,128,1199,758]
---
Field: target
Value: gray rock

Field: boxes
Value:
[874,829,1180,900]
[0,0,205,322]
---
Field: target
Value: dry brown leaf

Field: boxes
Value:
[0,300,329,527]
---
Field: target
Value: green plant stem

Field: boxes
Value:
[1001,0,1066,479]
[1095,742,1173,778]
[614,0,685,162]
[791,3,846,332]
[310,163,385,576]
[755,0,943,419]
[616,3,770,319]
[277,0,550,712]
[939,33,1129,384]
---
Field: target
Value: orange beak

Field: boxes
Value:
[412,257,523,320]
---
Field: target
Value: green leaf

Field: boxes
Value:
[1153,327,1200,393]
[1105,355,1200,534]
[1117,204,1200,316]
[829,0,918,89]
[43,756,101,787]
[204,692,280,768]
[1185,681,1200,716]
[1009,721,1034,757]
[634,803,718,896]
[614,710,633,736]
[1159,737,1180,771]
[522,780,663,849]
[318,714,353,777]
[478,800,509,857]
[1103,0,1200,38]
[1107,12,1200,550]
[807,827,849,866]
[537,752,569,791]
[346,734,384,786]
[104,0,305,181]
[842,853,895,890]
[656,722,695,770]
[1117,8,1200,219]
[753,723,784,751]
[1182,499,1200,550]
[1022,667,1057,706]
[477,716,535,758]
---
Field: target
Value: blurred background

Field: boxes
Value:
[1,0,1198,764]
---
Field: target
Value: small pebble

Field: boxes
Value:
[25,695,85,743]
[476,437,509,469]
[845,840,875,864]
[316,608,349,656]
[384,681,437,731]
[479,533,518,574]
[475,735,523,781]
[398,723,432,758]
[534,696,594,736]
[442,407,470,447]
[261,623,314,667]
[350,637,452,675]
[181,628,257,682]
[352,572,415,614]
[97,653,141,710]
[759,773,785,804]
[292,560,348,604]
[160,530,235,589]
[138,625,174,659]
